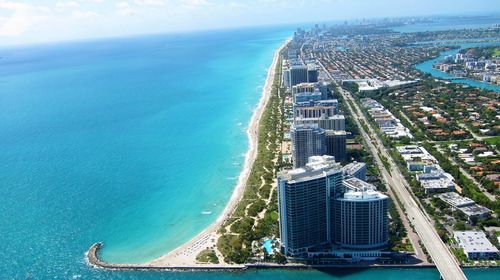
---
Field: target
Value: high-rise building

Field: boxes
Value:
[278,159,388,257]
[292,83,327,103]
[290,65,308,86]
[325,130,347,162]
[278,156,342,257]
[334,178,389,250]
[291,124,326,168]
[294,91,322,103]
[307,64,319,83]
[294,115,345,131]
[294,100,338,118]
[283,67,291,88]
[342,161,367,181]
[291,83,315,95]
[327,115,345,131]
[317,82,330,100]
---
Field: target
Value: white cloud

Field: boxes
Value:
[116,2,137,16]
[134,0,167,6]
[116,2,130,9]
[56,1,80,9]
[182,0,212,8]
[72,10,98,19]
[0,1,51,36]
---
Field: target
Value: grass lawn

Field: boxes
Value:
[196,249,219,264]
[270,211,279,220]
[493,47,500,57]
[484,136,500,146]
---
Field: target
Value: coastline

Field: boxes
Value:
[415,40,500,93]
[87,39,290,268]
[87,242,441,271]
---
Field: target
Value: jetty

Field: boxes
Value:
[86,242,247,271]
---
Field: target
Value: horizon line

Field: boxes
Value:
[1,11,499,49]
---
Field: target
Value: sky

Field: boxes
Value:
[0,0,499,45]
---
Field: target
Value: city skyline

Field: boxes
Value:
[1,0,500,45]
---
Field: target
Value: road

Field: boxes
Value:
[318,61,467,280]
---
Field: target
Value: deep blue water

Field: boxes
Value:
[415,40,500,92]
[0,24,499,280]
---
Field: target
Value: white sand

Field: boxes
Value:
[144,40,289,267]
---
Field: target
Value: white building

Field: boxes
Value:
[436,192,475,208]
[416,169,455,194]
[454,231,499,260]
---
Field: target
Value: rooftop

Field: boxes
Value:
[342,177,375,192]
[294,114,345,121]
[420,179,454,190]
[458,204,492,217]
[436,192,475,208]
[279,155,341,183]
[342,188,387,201]
[454,231,499,254]
[342,161,366,175]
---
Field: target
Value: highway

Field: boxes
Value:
[318,61,468,280]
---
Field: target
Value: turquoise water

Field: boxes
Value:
[0,27,293,278]
[0,24,498,279]
[415,41,500,92]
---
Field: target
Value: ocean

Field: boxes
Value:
[0,25,498,279]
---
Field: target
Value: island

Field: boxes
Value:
[433,46,500,85]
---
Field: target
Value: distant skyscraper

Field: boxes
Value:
[334,178,389,250]
[307,64,319,83]
[291,124,326,168]
[290,65,308,86]
[278,156,342,257]
[325,130,347,162]
[283,67,291,88]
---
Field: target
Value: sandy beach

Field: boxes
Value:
[139,40,289,267]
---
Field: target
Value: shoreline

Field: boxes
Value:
[415,41,500,92]
[87,243,444,271]
[87,39,290,268]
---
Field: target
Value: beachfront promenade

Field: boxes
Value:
[317,61,468,280]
